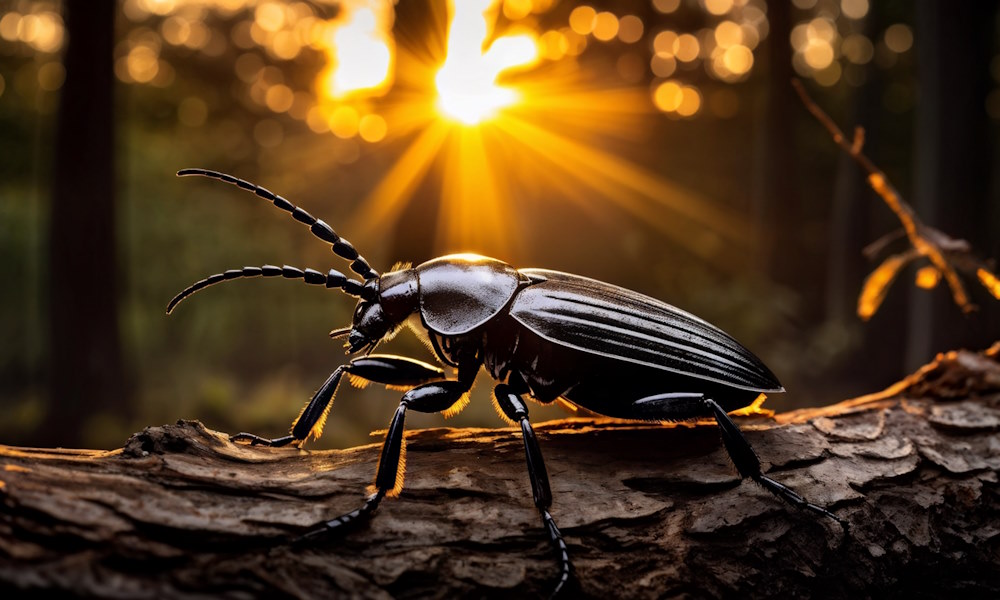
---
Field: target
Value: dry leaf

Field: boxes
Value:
[858,251,916,320]
[977,268,1000,300]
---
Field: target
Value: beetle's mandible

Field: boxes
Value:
[168,169,847,596]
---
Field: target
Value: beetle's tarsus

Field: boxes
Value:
[495,385,575,598]
[700,397,844,528]
[294,490,386,544]
[542,508,575,598]
[755,474,846,529]
[230,432,297,447]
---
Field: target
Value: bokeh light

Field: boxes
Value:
[2,0,972,454]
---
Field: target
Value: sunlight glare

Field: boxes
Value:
[317,1,394,100]
[435,0,539,125]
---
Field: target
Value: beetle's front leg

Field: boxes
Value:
[495,384,575,597]
[230,355,444,447]
[295,377,472,541]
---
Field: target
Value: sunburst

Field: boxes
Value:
[317,0,747,263]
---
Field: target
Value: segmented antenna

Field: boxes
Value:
[177,169,379,280]
[166,265,373,315]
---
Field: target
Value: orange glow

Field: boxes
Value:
[915,266,941,290]
[653,80,701,118]
[884,24,914,54]
[654,31,678,55]
[358,114,387,142]
[591,12,619,42]
[674,34,700,62]
[729,394,775,418]
[803,41,835,70]
[653,0,681,13]
[704,0,734,16]
[978,268,1000,300]
[841,0,870,20]
[617,16,643,44]
[316,1,394,101]
[653,81,683,112]
[435,0,539,125]
[858,254,910,320]
[569,6,597,35]
[722,45,753,75]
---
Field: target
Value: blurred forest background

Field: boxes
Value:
[1,0,998,450]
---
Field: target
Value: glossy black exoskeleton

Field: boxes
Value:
[168,169,846,597]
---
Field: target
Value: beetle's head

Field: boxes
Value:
[341,267,419,354]
[346,298,387,353]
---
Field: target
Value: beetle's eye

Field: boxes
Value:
[353,302,367,322]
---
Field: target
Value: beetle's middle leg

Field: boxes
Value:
[231,355,444,447]
[494,384,574,597]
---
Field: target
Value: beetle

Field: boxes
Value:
[168,169,846,596]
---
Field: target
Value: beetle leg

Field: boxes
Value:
[702,397,848,529]
[296,378,473,541]
[230,355,445,447]
[495,384,575,598]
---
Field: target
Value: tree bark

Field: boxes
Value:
[2,344,1000,598]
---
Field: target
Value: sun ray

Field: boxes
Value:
[499,114,746,246]
[327,1,760,267]
[352,119,451,239]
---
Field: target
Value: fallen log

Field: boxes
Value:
[2,344,999,598]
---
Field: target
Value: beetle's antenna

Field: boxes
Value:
[177,169,379,281]
[166,265,374,315]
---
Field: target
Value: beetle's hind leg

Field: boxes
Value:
[495,384,575,598]
[633,392,846,529]
[702,397,848,529]
[230,355,444,447]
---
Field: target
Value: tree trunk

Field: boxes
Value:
[907,1,998,371]
[2,344,1000,598]
[45,0,126,447]
[752,0,803,291]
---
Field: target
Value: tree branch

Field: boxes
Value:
[2,343,1000,597]
[792,78,1000,318]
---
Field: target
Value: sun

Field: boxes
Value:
[434,0,538,125]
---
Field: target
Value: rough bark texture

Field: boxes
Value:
[2,345,1000,598]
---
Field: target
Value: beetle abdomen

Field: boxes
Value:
[510,269,782,393]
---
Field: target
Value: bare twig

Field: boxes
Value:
[792,78,1000,318]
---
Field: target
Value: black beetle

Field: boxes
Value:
[169,169,845,596]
